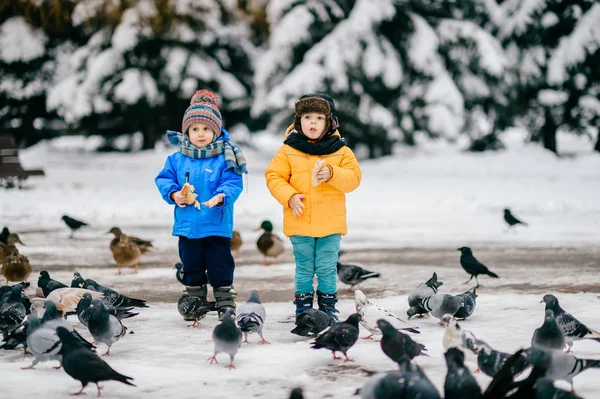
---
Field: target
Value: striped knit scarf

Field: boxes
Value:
[166,130,247,175]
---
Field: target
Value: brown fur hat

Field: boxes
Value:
[293,93,339,138]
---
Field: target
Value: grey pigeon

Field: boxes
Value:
[41,300,95,351]
[542,294,600,351]
[536,377,584,399]
[444,347,483,399]
[533,347,600,391]
[22,314,62,369]
[357,371,405,399]
[504,208,528,228]
[420,294,464,321]
[475,340,531,378]
[77,293,138,328]
[377,319,427,363]
[457,247,499,287]
[0,285,26,339]
[291,308,334,336]
[336,251,380,291]
[86,299,128,356]
[310,313,361,362]
[532,309,565,351]
[55,326,135,396]
[454,286,477,320]
[208,308,242,369]
[236,290,269,344]
[407,272,443,318]
[355,290,418,339]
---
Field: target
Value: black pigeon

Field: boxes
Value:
[38,270,68,297]
[174,262,186,285]
[77,275,148,308]
[454,286,477,320]
[378,319,427,363]
[457,247,499,287]
[0,285,27,340]
[291,308,335,336]
[0,318,28,353]
[55,326,135,396]
[475,340,530,378]
[310,313,361,362]
[0,226,9,244]
[484,348,547,398]
[77,293,138,328]
[289,387,304,399]
[336,252,380,291]
[444,348,482,399]
[0,282,31,314]
[542,294,600,351]
[407,272,444,318]
[532,309,565,351]
[536,377,584,399]
[61,215,88,238]
[177,295,216,328]
[504,208,528,228]
[357,361,441,399]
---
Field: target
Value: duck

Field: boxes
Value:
[111,234,141,275]
[1,247,32,285]
[107,227,153,253]
[0,233,25,265]
[230,230,242,258]
[256,220,284,265]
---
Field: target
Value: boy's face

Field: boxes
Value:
[300,112,327,140]
[187,123,215,148]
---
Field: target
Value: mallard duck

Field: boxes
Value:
[1,247,32,284]
[256,220,285,265]
[0,233,25,265]
[231,230,242,258]
[111,234,141,275]
[108,227,153,253]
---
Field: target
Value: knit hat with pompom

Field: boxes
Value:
[182,90,222,137]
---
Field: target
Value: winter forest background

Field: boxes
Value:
[1,0,599,158]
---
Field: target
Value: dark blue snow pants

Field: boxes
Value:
[178,236,235,288]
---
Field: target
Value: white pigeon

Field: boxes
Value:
[235,290,269,344]
[354,290,418,340]
[441,313,479,364]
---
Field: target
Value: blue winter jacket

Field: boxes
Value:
[155,132,243,239]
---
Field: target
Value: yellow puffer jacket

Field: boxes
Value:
[265,126,362,237]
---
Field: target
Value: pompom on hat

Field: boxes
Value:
[182,90,223,137]
[293,93,339,138]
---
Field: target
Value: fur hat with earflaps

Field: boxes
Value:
[182,90,223,139]
[293,93,339,139]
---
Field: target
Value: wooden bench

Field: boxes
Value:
[0,135,45,189]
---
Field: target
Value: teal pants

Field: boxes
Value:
[290,234,341,294]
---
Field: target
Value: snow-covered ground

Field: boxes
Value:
[1,131,600,398]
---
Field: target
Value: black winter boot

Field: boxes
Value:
[317,291,339,322]
[293,292,314,324]
[214,286,237,320]
[177,285,215,324]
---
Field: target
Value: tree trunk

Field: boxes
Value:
[541,108,558,155]
[595,134,600,153]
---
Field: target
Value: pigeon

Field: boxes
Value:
[440,314,479,363]
[532,347,600,391]
[33,286,104,318]
[61,215,88,238]
[457,247,499,286]
[444,347,483,399]
[86,299,128,356]
[420,294,464,321]
[0,281,31,313]
[377,319,427,363]
[541,294,600,352]
[454,286,477,320]
[0,285,26,340]
[504,208,528,228]
[0,318,28,353]
[38,270,68,298]
[532,309,565,351]
[236,290,269,344]
[290,308,335,336]
[535,377,584,399]
[208,308,243,369]
[55,326,135,396]
[41,300,95,351]
[484,348,546,398]
[336,252,380,291]
[0,226,9,244]
[173,262,186,285]
[77,293,138,328]
[354,290,418,340]
[22,314,62,370]
[407,272,443,318]
[289,387,304,399]
[310,313,361,362]
[475,340,531,378]
[76,275,148,308]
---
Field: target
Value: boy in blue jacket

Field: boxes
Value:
[155,90,246,320]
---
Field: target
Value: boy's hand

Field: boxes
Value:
[171,191,188,207]
[315,165,332,183]
[203,193,225,208]
[288,193,305,217]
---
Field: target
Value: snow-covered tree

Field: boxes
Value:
[46,0,255,150]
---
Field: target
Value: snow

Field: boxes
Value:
[0,17,47,63]
[1,133,600,397]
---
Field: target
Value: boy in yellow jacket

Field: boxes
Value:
[265,93,361,322]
